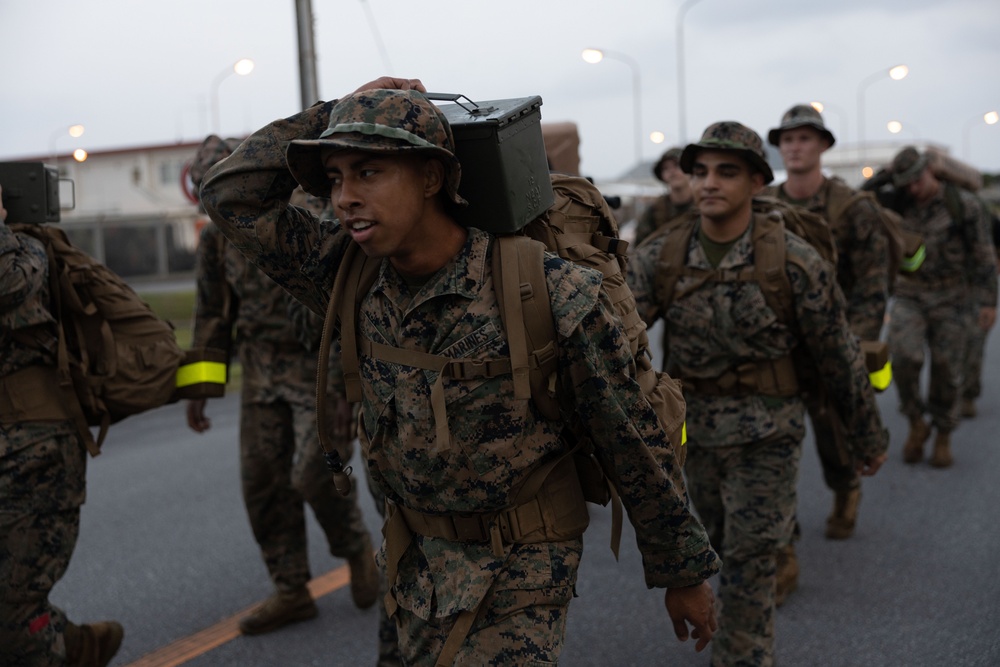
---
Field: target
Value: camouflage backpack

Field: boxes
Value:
[9,224,221,455]
[317,173,687,557]
[824,176,925,291]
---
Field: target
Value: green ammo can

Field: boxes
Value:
[427,94,555,234]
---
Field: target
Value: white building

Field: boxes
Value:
[7,140,216,279]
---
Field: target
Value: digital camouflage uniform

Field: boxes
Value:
[764,178,888,485]
[627,122,888,667]
[200,91,721,666]
[887,148,998,442]
[0,221,87,666]
[191,218,373,594]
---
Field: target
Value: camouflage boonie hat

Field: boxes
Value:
[652,146,684,183]
[287,89,467,206]
[190,135,243,188]
[891,146,928,187]
[767,104,836,147]
[680,121,775,183]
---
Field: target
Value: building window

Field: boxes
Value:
[159,160,183,186]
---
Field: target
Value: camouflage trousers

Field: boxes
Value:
[395,582,573,666]
[962,316,990,401]
[685,435,801,667]
[240,388,369,592]
[0,424,86,667]
[888,295,969,433]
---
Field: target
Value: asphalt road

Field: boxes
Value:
[50,322,1000,666]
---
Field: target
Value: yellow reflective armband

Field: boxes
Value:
[176,361,227,388]
[869,360,892,392]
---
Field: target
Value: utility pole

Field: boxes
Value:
[295,0,320,110]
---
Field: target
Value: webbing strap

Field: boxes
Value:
[680,356,799,397]
[317,241,374,496]
[361,337,512,450]
[496,237,533,401]
[437,608,478,667]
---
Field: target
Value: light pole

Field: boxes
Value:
[210,58,255,134]
[49,124,85,167]
[582,48,643,167]
[962,111,999,161]
[857,63,908,179]
[676,0,703,144]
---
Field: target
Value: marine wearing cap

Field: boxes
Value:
[652,146,684,182]
[767,104,836,148]
[286,89,467,206]
[890,146,928,187]
[680,121,775,184]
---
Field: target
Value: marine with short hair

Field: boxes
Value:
[763,103,891,603]
[627,121,888,667]
[200,77,721,666]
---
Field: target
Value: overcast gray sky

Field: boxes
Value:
[3,0,999,180]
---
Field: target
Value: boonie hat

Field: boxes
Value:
[891,146,928,187]
[286,89,467,206]
[652,146,684,182]
[190,135,243,188]
[680,121,775,184]
[767,104,836,147]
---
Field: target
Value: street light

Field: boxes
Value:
[962,111,999,161]
[887,120,920,140]
[582,47,643,166]
[49,124,85,166]
[857,63,908,178]
[676,0,703,143]
[210,58,255,134]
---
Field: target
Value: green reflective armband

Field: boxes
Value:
[869,360,892,392]
[900,244,925,272]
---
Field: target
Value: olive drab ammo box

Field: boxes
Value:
[426,94,555,234]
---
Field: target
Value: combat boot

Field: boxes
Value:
[825,487,861,540]
[929,431,953,468]
[902,417,930,464]
[961,399,977,419]
[238,587,318,635]
[64,620,124,667]
[774,543,799,607]
[347,538,379,610]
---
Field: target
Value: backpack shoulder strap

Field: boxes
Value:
[316,241,378,494]
[653,214,698,310]
[751,212,795,325]
[825,177,869,224]
[492,235,559,418]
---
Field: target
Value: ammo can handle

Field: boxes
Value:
[424,93,495,116]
